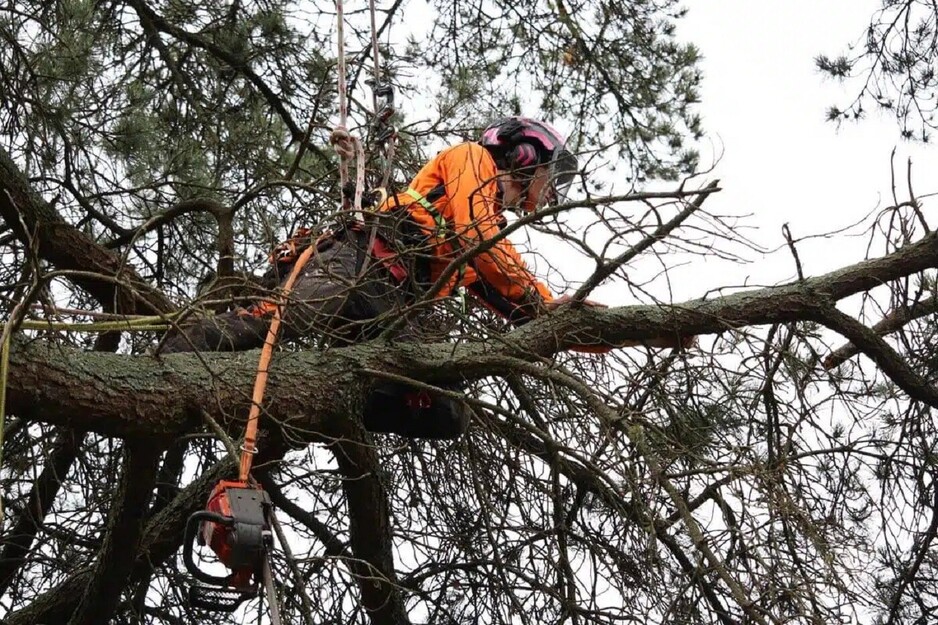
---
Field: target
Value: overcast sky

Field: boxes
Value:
[674,1,938,287]
[539,1,938,307]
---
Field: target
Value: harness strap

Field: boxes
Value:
[403,186,467,289]
[370,237,409,283]
[405,187,446,233]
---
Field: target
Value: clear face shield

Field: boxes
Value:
[504,148,578,213]
[549,149,578,205]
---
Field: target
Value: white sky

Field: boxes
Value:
[525,0,938,309]
[673,0,938,291]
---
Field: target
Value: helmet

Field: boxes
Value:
[479,116,578,204]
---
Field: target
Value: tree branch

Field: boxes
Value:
[6,233,938,440]
[573,180,720,300]
[823,295,938,369]
[259,473,350,560]
[103,198,227,250]
[329,424,411,625]
[0,428,81,596]
[0,147,174,314]
[814,302,938,409]
[68,442,161,625]
[124,0,310,148]
[4,456,236,625]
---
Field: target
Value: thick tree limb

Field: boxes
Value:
[68,442,161,625]
[4,206,935,625]
[823,295,938,369]
[0,428,81,596]
[814,303,938,409]
[330,427,411,625]
[6,233,938,440]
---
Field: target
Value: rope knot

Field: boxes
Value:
[330,126,355,161]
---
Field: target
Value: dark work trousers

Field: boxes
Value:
[162,229,408,352]
[161,228,469,439]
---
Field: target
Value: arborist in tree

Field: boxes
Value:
[160,116,688,438]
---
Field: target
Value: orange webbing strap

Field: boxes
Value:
[238,243,317,482]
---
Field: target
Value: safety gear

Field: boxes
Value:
[377,142,553,318]
[479,116,578,204]
[363,380,470,439]
[161,228,470,439]
[183,480,273,611]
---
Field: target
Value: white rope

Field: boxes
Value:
[333,0,351,211]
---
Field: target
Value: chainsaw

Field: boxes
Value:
[181,190,318,618]
[183,479,274,612]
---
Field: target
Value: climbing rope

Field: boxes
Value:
[330,0,397,216]
[333,0,349,203]
[238,242,317,482]
[368,0,381,114]
[0,1,394,498]
[330,0,368,219]
[366,0,397,189]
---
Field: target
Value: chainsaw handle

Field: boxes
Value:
[184,511,235,586]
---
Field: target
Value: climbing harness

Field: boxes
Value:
[183,244,315,616]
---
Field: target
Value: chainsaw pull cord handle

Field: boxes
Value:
[239,242,318,482]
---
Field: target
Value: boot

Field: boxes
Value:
[363,381,470,440]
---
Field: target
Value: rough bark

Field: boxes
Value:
[330,426,411,625]
[6,232,938,443]
[3,224,938,625]
[68,442,161,625]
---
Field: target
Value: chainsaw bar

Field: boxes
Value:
[262,550,283,625]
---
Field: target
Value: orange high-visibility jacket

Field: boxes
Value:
[378,141,553,322]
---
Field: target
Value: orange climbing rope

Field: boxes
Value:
[238,243,316,482]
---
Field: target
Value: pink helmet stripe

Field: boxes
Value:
[479,116,567,153]
[515,118,565,151]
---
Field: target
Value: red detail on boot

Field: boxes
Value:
[405,391,432,410]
